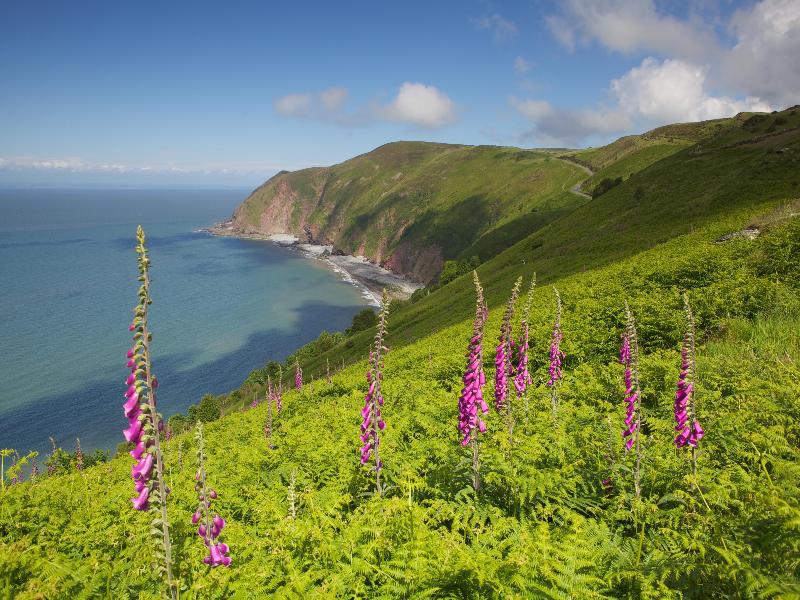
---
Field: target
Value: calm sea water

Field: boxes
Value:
[0,188,369,457]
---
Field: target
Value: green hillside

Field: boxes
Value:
[283,106,800,377]
[2,107,799,598]
[232,142,589,282]
[564,115,752,196]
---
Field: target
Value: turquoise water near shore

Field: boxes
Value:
[0,188,369,457]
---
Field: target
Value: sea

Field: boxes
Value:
[0,188,370,459]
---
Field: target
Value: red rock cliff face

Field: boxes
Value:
[231,170,437,283]
[232,169,335,245]
[256,179,301,235]
[383,242,443,285]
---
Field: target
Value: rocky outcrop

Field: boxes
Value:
[715,227,761,243]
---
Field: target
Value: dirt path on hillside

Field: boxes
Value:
[556,156,594,200]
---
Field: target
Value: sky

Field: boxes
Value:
[0,0,798,187]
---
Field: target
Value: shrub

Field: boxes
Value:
[187,393,222,423]
[592,176,623,198]
[439,256,480,286]
[346,308,377,335]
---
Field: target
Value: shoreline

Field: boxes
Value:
[200,221,423,305]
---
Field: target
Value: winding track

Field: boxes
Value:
[556,156,594,200]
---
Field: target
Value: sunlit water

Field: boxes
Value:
[0,188,369,457]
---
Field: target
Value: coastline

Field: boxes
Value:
[200,221,423,305]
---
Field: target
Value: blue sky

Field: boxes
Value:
[1,0,797,186]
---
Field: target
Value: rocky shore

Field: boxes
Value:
[201,221,423,304]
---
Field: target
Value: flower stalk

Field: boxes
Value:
[288,468,297,519]
[74,438,83,471]
[123,225,176,598]
[547,288,564,417]
[458,272,489,491]
[275,366,284,412]
[495,276,522,413]
[192,423,231,567]
[675,294,704,474]
[511,275,536,449]
[620,301,643,499]
[359,289,390,497]
[265,375,275,449]
[295,359,303,390]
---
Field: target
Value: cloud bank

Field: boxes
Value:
[274,82,457,129]
[517,0,794,145]
[513,56,773,146]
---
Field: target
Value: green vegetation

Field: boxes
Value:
[345,308,377,336]
[592,176,623,198]
[234,142,588,282]
[1,107,799,597]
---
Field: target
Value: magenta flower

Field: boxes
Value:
[458,272,489,448]
[123,394,140,416]
[359,289,391,496]
[547,288,564,387]
[544,287,565,420]
[193,422,231,567]
[619,334,638,452]
[619,301,644,498]
[295,360,303,390]
[132,486,150,511]
[513,276,536,398]
[120,226,178,599]
[123,420,143,444]
[265,375,276,449]
[675,295,704,451]
[132,453,154,481]
[495,278,522,411]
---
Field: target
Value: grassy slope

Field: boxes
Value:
[288,107,800,379]
[2,108,800,597]
[234,142,588,282]
[566,116,752,194]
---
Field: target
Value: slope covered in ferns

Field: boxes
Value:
[1,107,799,598]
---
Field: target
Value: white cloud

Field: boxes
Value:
[510,97,631,146]
[472,14,518,42]
[546,0,719,62]
[510,98,552,121]
[274,93,314,118]
[611,57,772,123]
[274,83,455,129]
[725,0,800,108]
[381,82,457,128]
[546,0,799,110]
[511,56,773,146]
[273,87,362,125]
[0,156,293,176]
[320,86,348,112]
[514,56,531,74]
[545,15,576,52]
